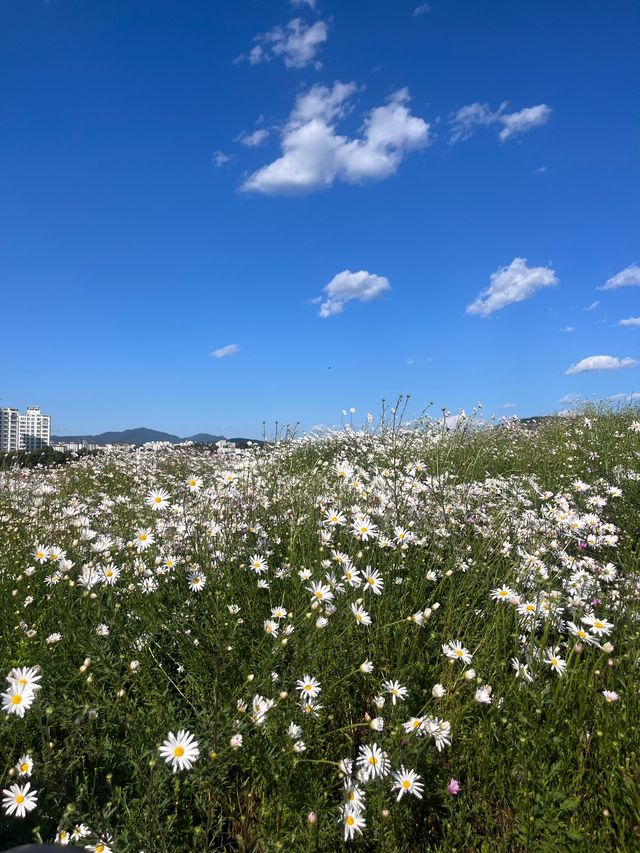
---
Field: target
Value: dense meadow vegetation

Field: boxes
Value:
[1,406,639,852]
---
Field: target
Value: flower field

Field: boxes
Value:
[1,408,639,851]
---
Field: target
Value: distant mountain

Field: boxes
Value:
[184,433,225,444]
[52,427,227,446]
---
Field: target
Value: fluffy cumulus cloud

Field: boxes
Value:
[211,344,240,359]
[242,83,429,195]
[466,257,558,317]
[317,269,390,318]
[600,263,640,290]
[565,355,638,375]
[235,18,327,69]
[619,316,640,327]
[449,101,552,143]
[413,3,431,15]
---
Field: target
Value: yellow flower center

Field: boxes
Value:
[346,815,355,826]
[173,746,185,757]
[455,649,463,657]
[154,497,162,503]
[15,794,25,804]
[368,756,378,765]
[402,779,411,789]
[11,694,22,705]
[20,764,29,772]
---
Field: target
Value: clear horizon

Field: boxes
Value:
[2,0,639,436]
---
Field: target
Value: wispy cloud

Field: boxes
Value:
[413,3,431,15]
[466,258,558,317]
[599,263,640,290]
[405,356,415,365]
[583,300,600,311]
[619,316,640,327]
[212,150,234,167]
[211,344,240,358]
[497,402,517,409]
[565,355,638,375]
[238,128,270,147]
[608,391,640,403]
[609,391,640,401]
[560,326,575,333]
[290,0,317,8]
[316,269,390,318]
[235,18,327,69]
[449,101,552,144]
[242,83,429,195]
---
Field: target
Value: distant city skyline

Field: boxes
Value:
[2,1,639,436]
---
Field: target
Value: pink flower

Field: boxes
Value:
[447,778,460,796]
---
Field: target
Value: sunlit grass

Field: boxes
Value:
[1,405,639,851]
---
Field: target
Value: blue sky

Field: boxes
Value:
[2,0,639,437]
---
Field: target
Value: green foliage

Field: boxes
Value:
[0,405,639,851]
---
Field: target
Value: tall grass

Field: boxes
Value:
[1,406,639,851]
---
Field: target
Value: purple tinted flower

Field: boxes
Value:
[447,778,460,796]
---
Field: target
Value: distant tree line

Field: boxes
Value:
[0,446,99,470]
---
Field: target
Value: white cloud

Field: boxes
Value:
[561,326,575,333]
[317,269,390,318]
[449,102,496,143]
[405,356,415,365]
[609,392,640,401]
[290,0,317,8]
[235,18,327,69]
[584,300,600,311]
[600,263,640,290]
[211,344,240,358]
[449,101,552,143]
[619,316,640,327]
[238,128,270,147]
[559,394,581,404]
[212,150,233,167]
[466,257,558,317]
[498,104,553,140]
[497,402,517,409]
[242,83,429,195]
[565,355,638,375]
[413,3,431,15]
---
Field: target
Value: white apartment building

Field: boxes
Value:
[0,406,51,452]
